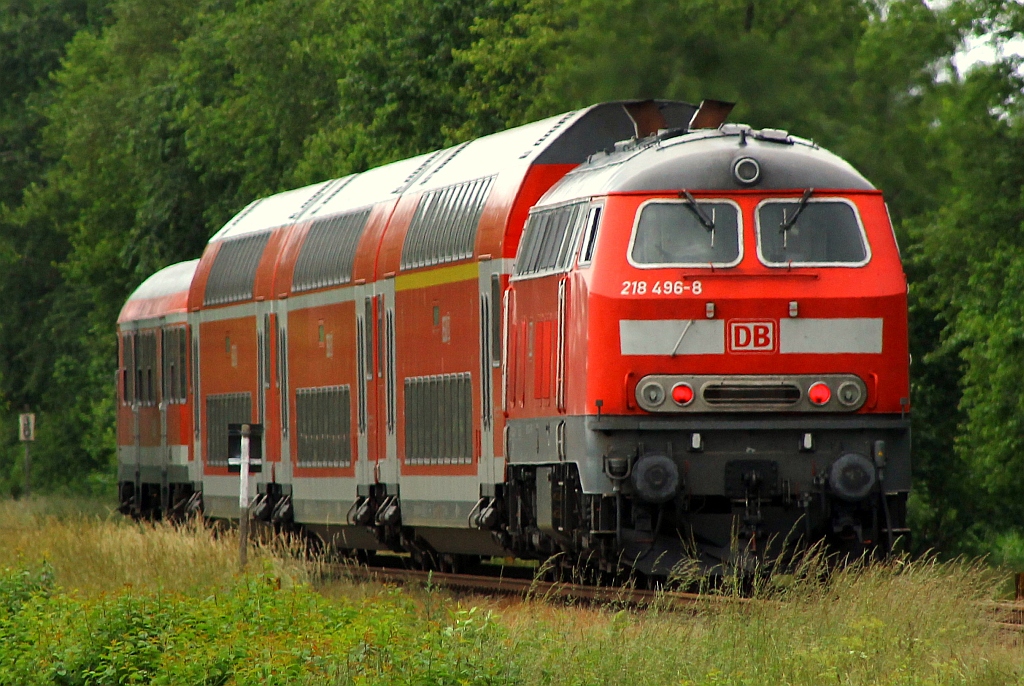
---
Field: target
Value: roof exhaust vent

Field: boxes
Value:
[623,100,668,138]
[689,99,736,130]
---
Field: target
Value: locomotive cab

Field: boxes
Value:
[503,124,911,575]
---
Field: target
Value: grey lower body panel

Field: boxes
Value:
[117,463,190,486]
[506,413,911,497]
[202,494,238,519]
[401,499,478,528]
[415,527,507,557]
[305,524,386,551]
[503,413,910,575]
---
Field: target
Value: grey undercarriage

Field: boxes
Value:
[119,414,911,579]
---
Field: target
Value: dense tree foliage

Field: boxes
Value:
[1,0,1023,559]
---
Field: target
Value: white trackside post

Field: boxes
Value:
[239,423,250,569]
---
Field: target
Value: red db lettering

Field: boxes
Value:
[754,324,771,348]
[729,321,775,352]
[734,326,751,348]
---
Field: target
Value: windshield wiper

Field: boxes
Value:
[779,188,814,247]
[681,190,715,230]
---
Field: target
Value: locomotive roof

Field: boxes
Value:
[538,124,874,206]
[207,101,698,242]
[118,259,199,324]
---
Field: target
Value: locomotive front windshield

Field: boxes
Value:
[757,199,868,266]
[630,201,741,267]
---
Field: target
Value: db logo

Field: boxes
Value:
[729,321,776,352]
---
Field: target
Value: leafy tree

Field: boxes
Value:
[6,0,203,492]
[907,56,1024,549]
[295,0,505,179]
[173,0,355,223]
[0,0,110,493]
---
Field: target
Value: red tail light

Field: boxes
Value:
[808,382,831,405]
[671,383,694,406]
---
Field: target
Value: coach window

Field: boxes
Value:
[756,198,870,267]
[162,327,187,404]
[628,200,741,268]
[121,333,135,405]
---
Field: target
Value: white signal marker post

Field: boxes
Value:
[238,423,250,570]
[18,413,34,498]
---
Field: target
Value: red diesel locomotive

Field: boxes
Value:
[117,100,910,575]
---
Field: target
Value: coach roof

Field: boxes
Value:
[118,259,198,323]
[206,101,699,242]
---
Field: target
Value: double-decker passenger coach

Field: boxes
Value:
[118,100,910,576]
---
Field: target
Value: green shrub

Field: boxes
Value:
[0,565,513,685]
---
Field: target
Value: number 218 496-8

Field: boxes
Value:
[620,280,702,296]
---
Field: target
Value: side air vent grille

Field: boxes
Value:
[703,384,801,405]
[404,373,472,464]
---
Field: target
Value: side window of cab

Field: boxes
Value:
[577,204,603,268]
[513,201,589,279]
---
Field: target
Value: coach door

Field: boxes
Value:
[125,328,141,514]
[158,320,169,514]
[274,307,291,479]
[478,265,504,488]
[255,301,281,476]
[371,278,398,489]
[355,285,373,488]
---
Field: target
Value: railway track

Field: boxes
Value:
[325,562,745,610]
[325,562,1024,631]
[984,602,1024,632]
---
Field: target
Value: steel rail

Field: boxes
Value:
[324,563,1024,630]
[328,563,747,610]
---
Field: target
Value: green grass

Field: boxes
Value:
[0,497,1021,685]
[0,496,309,596]
[502,560,1021,685]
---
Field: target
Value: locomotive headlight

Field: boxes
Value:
[807,382,831,405]
[732,157,761,185]
[837,381,863,407]
[671,383,694,406]
[639,381,666,406]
